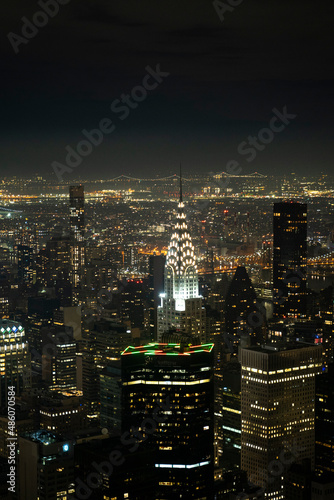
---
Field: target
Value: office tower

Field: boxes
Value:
[316,285,334,367]
[80,320,130,421]
[81,334,99,411]
[46,236,71,284]
[157,177,206,342]
[120,279,146,332]
[18,430,74,500]
[100,362,121,434]
[285,459,334,500]
[122,243,139,269]
[92,319,132,364]
[0,408,33,458]
[0,319,31,406]
[148,254,165,339]
[221,361,241,471]
[240,343,322,500]
[42,326,76,390]
[39,394,87,434]
[74,435,155,500]
[53,306,82,341]
[273,202,307,318]
[315,364,334,474]
[225,266,263,351]
[69,185,85,293]
[0,273,10,318]
[285,460,311,500]
[35,247,49,287]
[16,244,34,284]
[122,342,214,499]
[46,236,72,305]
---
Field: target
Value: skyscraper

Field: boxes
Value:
[315,364,334,474]
[157,175,206,342]
[69,185,85,294]
[42,326,76,390]
[148,254,165,339]
[240,343,322,499]
[121,342,214,499]
[18,430,74,500]
[0,273,10,318]
[273,202,307,318]
[224,266,262,351]
[0,320,31,406]
[16,244,34,284]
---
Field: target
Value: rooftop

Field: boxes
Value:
[122,342,214,356]
[243,342,321,354]
[0,319,24,333]
[23,430,63,445]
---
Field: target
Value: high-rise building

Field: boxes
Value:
[224,266,262,351]
[0,408,33,459]
[148,254,165,339]
[221,361,241,471]
[39,394,87,434]
[273,202,307,318]
[315,364,334,474]
[69,185,85,294]
[157,177,206,342]
[121,342,214,499]
[42,326,76,391]
[16,244,34,284]
[240,343,322,500]
[100,362,122,434]
[0,273,10,318]
[18,430,75,500]
[0,319,31,406]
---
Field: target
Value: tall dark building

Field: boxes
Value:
[16,244,34,284]
[315,364,334,474]
[46,235,72,305]
[18,430,75,500]
[69,185,85,294]
[0,273,10,318]
[273,202,307,318]
[221,361,241,471]
[122,342,214,499]
[100,362,122,434]
[224,266,262,351]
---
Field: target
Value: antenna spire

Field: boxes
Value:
[179,163,183,202]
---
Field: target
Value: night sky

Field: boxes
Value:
[1,0,334,179]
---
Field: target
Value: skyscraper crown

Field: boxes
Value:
[164,170,198,303]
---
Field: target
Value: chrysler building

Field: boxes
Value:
[157,173,206,342]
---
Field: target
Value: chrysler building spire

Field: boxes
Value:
[179,163,183,203]
[157,168,206,342]
[164,171,199,309]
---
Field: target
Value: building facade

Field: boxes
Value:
[69,185,85,295]
[273,202,307,318]
[240,343,322,500]
[0,320,31,406]
[121,342,214,499]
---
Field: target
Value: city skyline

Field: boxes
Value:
[1,1,334,498]
[0,179,333,498]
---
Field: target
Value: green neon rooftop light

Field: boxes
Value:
[121,342,214,356]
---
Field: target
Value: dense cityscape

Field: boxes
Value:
[0,171,333,499]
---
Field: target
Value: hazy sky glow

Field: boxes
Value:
[1,0,334,178]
